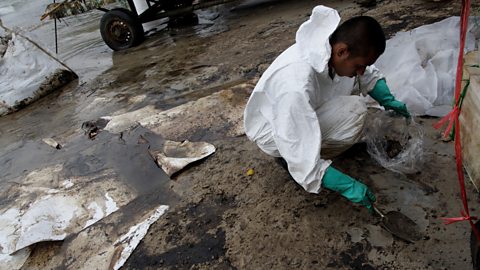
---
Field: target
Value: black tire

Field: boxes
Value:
[471,221,480,269]
[100,8,144,51]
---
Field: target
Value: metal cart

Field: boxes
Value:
[98,0,235,51]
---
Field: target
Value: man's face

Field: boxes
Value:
[331,43,379,77]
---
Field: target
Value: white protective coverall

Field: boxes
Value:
[244,5,384,194]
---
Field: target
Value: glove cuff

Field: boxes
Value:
[369,79,395,106]
[321,167,366,203]
[321,166,356,194]
[322,167,375,209]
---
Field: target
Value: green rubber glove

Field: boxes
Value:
[321,166,376,211]
[369,79,411,118]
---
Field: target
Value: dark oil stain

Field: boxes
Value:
[470,221,480,269]
[114,63,157,84]
[0,124,174,202]
[385,139,403,158]
[381,3,453,39]
[148,229,227,268]
[329,242,375,270]
[123,194,237,269]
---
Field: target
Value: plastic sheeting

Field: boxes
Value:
[110,205,169,270]
[0,26,77,116]
[375,16,477,117]
[0,248,30,270]
[365,111,424,174]
[151,140,216,176]
[0,165,136,256]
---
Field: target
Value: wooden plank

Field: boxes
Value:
[460,51,480,190]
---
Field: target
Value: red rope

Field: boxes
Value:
[434,0,480,240]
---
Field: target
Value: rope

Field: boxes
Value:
[433,0,480,241]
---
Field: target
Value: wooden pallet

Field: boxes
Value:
[460,51,480,190]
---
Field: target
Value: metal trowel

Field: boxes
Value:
[373,205,423,243]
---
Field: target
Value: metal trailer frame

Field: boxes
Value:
[98,0,236,50]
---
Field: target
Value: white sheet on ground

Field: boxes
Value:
[24,203,169,270]
[0,165,136,255]
[375,16,477,117]
[111,205,169,270]
[0,26,76,116]
[0,248,31,270]
[151,140,216,176]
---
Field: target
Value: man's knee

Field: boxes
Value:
[332,95,367,115]
[317,96,367,157]
[317,96,367,137]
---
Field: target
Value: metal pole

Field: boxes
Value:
[54,0,58,54]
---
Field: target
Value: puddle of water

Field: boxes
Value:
[2,0,113,84]
[0,0,50,30]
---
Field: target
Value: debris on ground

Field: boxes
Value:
[41,0,118,20]
[42,138,62,149]
[81,118,110,140]
[151,140,216,177]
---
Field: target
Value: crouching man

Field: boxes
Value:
[244,6,409,211]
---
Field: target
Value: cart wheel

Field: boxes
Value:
[471,221,480,269]
[100,8,144,51]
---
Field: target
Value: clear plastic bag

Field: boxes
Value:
[364,110,424,174]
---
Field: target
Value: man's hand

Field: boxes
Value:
[369,79,411,118]
[322,166,376,211]
[383,100,411,118]
[359,187,376,213]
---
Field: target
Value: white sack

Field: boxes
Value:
[375,17,476,116]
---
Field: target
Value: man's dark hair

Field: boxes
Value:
[329,16,386,58]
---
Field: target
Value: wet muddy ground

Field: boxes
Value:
[2,0,480,269]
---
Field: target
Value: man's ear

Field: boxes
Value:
[335,42,350,59]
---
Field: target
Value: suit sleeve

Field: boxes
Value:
[358,65,385,96]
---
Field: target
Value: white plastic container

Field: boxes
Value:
[132,0,149,15]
